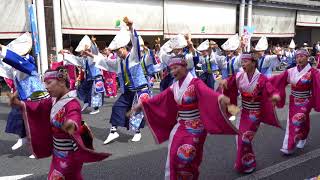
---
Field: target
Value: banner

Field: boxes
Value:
[28,4,40,56]
[243,26,255,50]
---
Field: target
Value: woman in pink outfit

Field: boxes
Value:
[10,66,110,180]
[101,48,117,98]
[133,55,238,180]
[220,53,281,173]
[270,49,320,155]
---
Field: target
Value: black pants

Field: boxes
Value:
[109,91,145,129]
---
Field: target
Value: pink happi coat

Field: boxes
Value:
[51,61,77,90]
[101,53,117,97]
[20,90,110,180]
[224,69,281,173]
[270,64,320,153]
[142,72,238,180]
[102,70,117,97]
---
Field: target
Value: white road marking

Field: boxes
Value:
[235,148,320,180]
[0,174,32,180]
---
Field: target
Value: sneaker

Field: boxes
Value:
[11,137,27,150]
[229,115,236,121]
[103,132,119,144]
[81,103,89,112]
[131,133,142,142]
[280,148,294,155]
[296,139,306,149]
[29,154,35,159]
[243,167,255,174]
[89,109,100,115]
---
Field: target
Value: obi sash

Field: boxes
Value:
[53,137,78,151]
[177,103,199,120]
[241,100,261,110]
[291,90,311,99]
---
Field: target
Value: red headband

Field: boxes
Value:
[241,54,255,61]
[44,69,68,82]
[168,57,187,67]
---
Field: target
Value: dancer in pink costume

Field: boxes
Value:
[133,55,238,180]
[101,48,117,98]
[9,66,110,180]
[270,49,320,155]
[220,53,281,173]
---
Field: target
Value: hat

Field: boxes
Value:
[296,49,309,57]
[138,36,144,48]
[254,36,268,51]
[75,35,92,52]
[108,29,131,51]
[197,40,209,51]
[221,34,240,51]
[161,40,173,53]
[240,53,255,61]
[167,55,187,67]
[7,32,32,56]
[169,34,187,50]
[289,39,295,49]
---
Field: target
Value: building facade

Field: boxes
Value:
[0,0,319,56]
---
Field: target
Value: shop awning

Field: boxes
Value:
[0,0,30,39]
[252,7,296,37]
[61,0,163,35]
[163,0,237,39]
[296,11,320,27]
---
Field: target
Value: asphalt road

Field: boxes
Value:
[0,86,319,180]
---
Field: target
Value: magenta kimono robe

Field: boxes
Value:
[224,69,281,173]
[270,64,320,153]
[142,72,238,180]
[20,90,110,180]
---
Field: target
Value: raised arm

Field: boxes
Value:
[61,51,85,67]
[91,52,118,72]
[0,45,36,75]
[124,17,141,63]
[0,60,14,79]
[213,53,227,70]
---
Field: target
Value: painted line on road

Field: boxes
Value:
[0,174,32,180]
[235,148,320,180]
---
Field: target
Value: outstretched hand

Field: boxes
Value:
[271,94,281,105]
[127,102,143,118]
[219,95,230,106]
[219,79,228,90]
[62,121,76,135]
[123,17,133,29]
[7,92,22,107]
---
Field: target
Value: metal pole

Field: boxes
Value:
[35,0,48,74]
[247,0,253,52]
[53,0,63,61]
[239,0,245,36]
